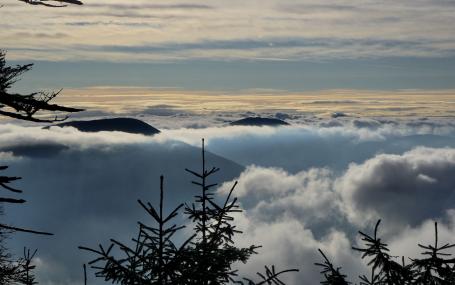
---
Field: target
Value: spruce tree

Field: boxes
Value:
[316,220,455,285]
[81,139,297,285]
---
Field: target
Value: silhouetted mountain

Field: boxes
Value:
[230,117,289,126]
[2,143,69,158]
[48,118,160,135]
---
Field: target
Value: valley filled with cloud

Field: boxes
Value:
[2,114,455,284]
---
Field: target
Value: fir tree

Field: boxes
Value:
[316,220,455,285]
[81,139,297,285]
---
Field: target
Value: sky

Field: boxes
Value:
[1,0,455,91]
[2,1,455,285]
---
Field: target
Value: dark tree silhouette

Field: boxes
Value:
[0,165,54,236]
[79,175,191,284]
[180,139,260,284]
[413,222,455,284]
[0,53,82,281]
[1,1,84,281]
[80,139,297,285]
[317,220,455,285]
[0,51,83,123]
[18,0,83,7]
[315,249,350,285]
[0,50,84,235]
[233,265,299,285]
[0,247,38,285]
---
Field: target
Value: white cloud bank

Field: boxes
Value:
[218,147,455,283]
[338,147,455,229]
[2,118,455,284]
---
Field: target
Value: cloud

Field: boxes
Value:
[3,0,455,61]
[337,147,455,230]
[163,119,455,173]
[12,32,69,39]
[219,166,340,229]
[215,146,455,283]
[137,104,188,117]
[233,217,364,284]
[307,100,360,104]
[352,118,382,129]
[219,146,455,233]
[52,37,455,62]
[0,124,151,151]
[87,3,214,11]
[53,88,455,122]
[3,118,455,284]
[0,151,19,161]
[388,210,455,259]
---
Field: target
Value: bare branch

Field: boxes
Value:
[18,0,83,7]
[0,224,53,236]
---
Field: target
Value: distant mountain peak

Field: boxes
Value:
[230,117,290,126]
[48,117,160,135]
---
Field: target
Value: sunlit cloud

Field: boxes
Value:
[50,87,455,119]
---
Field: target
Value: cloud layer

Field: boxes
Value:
[2,117,455,284]
[51,87,455,118]
[2,0,455,61]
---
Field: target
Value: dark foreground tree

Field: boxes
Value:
[0,52,83,281]
[0,49,83,234]
[1,0,83,276]
[317,220,455,285]
[0,51,83,123]
[0,247,38,285]
[80,139,298,285]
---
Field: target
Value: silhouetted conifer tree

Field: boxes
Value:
[179,139,259,284]
[0,247,38,284]
[412,222,455,284]
[80,175,190,284]
[317,220,455,285]
[315,249,350,285]
[81,139,297,285]
[233,265,299,285]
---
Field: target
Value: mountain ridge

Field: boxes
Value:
[47,117,160,135]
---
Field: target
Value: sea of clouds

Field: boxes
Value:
[1,115,455,284]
